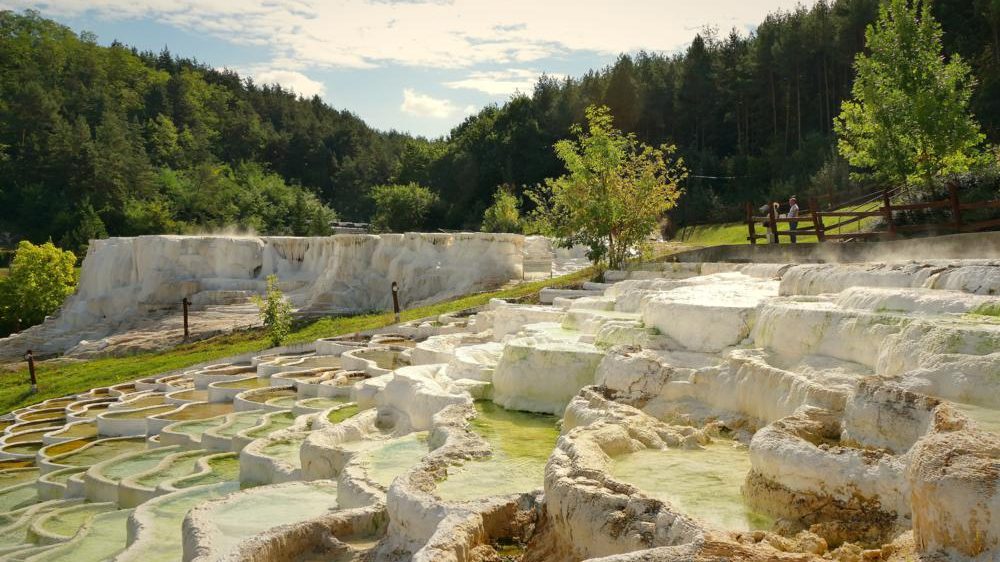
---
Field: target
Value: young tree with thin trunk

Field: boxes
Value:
[529,105,686,270]
[253,274,292,347]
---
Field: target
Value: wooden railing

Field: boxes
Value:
[745,184,1000,244]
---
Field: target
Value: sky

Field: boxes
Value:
[0,1,815,138]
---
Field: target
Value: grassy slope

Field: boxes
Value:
[0,268,594,415]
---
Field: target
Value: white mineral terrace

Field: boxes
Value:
[0,255,999,561]
[0,233,588,360]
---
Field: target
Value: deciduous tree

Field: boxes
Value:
[531,105,686,269]
[370,183,439,233]
[835,0,986,188]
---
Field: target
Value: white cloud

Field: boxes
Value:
[445,68,561,96]
[247,68,325,97]
[7,0,820,70]
[400,88,463,118]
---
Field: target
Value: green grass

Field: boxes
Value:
[0,268,595,415]
[971,303,1000,318]
[674,200,883,247]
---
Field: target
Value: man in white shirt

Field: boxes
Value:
[788,196,800,243]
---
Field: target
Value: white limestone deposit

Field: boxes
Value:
[0,233,590,360]
[1,253,1000,561]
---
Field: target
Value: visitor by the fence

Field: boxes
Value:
[788,196,800,243]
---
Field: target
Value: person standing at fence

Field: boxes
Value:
[787,196,800,243]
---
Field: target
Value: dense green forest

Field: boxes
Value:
[0,10,404,254]
[1,1,999,249]
[412,0,1000,228]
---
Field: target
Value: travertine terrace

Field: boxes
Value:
[1,240,999,561]
[0,233,560,360]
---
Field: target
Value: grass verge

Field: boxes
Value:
[0,267,595,415]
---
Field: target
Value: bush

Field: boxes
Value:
[0,241,78,335]
[481,186,523,233]
[253,274,292,347]
[370,183,439,233]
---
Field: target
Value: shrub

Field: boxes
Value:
[481,186,523,233]
[0,241,78,335]
[370,183,438,233]
[253,274,292,347]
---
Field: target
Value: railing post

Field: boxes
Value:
[768,201,779,244]
[810,198,825,242]
[948,181,962,232]
[182,297,190,340]
[745,202,757,246]
[391,282,400,323]
[25,349,37,394]
[882,189,896,239]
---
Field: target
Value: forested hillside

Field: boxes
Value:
[2,0,999,245]
[409,0,1000,228]
[0,11,404,254]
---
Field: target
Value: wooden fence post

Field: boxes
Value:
[768,202,779,244]
[391,282,400,323]
[25,350,37,394]
[182,297,190,340]
[948,182,963,232]
[810,198,825,242]
[745,202,757,246]
[882,189,896,239]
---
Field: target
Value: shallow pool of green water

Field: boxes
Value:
[99,447,179,482]
[260,436,306,468]
[0,483,38,512]
[243,389,296,404]
[1,441,43,456]
[36,502,115,538]
[953,402,1000,434]
[204,481,339,558]
[242,412,295,439]
[327,405,361,424]
[215,378,270,389]
[132,451,206,488]
[434,401,559,502]
[299,397,349,410]
[37,508,133,561]
[121,481,239,562]
[609,440,773,531]
[0,468,38,489]
[53,438,146,467]
[266,396,298,408]
[172,455,240,489]
[359,432,429,488]
[167,415,229,437]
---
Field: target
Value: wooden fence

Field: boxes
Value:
[746,184,1000,244]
